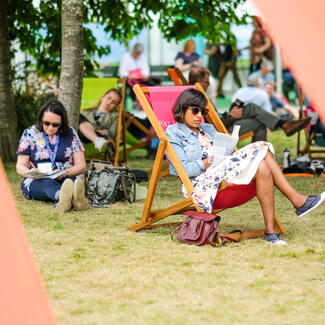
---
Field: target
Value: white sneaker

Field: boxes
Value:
[94,137,108,152]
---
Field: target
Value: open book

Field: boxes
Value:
[210,125,240,165]
[26,169,67,180]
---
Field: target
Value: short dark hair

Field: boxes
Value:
[35,100,69,136]
[173,88,208,123]
[229,98,245,110]
[188,67,210,85]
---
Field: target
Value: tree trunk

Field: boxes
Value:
[0,0,17,162]
[58,0,83,130]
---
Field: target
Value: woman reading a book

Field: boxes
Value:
[16,100,88,213]
[166,89,325,245]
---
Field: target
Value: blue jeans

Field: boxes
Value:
[29,178,69,202]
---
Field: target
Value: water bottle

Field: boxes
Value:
[282,148,291,168]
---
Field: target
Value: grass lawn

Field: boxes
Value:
[5,131,325,324]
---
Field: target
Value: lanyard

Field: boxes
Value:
[43,133,60,168]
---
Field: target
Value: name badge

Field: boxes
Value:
[37,162,53,173]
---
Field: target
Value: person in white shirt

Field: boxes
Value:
[232,76,272,112]
[119,43,160,101]
[119,43,150,79]
[249,59,275,86]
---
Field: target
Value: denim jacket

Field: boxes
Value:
[166,122,218,178]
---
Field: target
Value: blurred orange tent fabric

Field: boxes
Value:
[0,161,56,325]
[252,0,325,123]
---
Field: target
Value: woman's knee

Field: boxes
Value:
[256,159,272,178]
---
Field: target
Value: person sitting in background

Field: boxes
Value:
[189,67,211,91]
[232,76,272,112]
[119,43,160,89]
[282,63,297,101]
[119,43,149,80]
[79,88,152,156]
[264,81,298,119]
[16,100,88,213]
[79,88,122,153]
[249,59,275,86]
[166,89,325,245]
[175,39,203,79]
[224,99,309,142]
[188,67,310,142]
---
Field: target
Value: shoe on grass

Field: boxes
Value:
[55,179,74,213]
[72,179,89,211]
[296,191,325,217]
[264,233,287,245]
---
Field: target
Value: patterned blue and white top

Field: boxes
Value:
[16,125,84,199]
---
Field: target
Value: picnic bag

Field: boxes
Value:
[86,160,136,206]
[171,211,237,247]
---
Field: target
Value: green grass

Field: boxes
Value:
[4,132,325,325]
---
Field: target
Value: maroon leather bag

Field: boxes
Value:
[171,211,221,247]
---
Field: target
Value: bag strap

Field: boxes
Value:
[119,174,136,203]
[183,211,219,222]
[170,224,182,241]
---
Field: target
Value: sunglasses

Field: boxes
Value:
[189,106,209,116]
[43,121,61,128]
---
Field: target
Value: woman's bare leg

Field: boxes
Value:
[264,152,307,208]
[255,159,277,233]
[79,121,98,144]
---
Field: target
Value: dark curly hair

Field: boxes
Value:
[35,100,69,136]
[172,88,207,123]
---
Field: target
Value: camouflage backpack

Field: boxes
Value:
[86,160,136,207]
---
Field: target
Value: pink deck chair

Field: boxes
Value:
[127,84,286,241]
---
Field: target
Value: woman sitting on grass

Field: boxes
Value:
[166,89,325,245]
[16,100,89,213]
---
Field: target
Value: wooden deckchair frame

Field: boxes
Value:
[115,78,155,165]
[166,67,189,86]
[296,87,325,159]
[127,84,286,241]
[166,67,253,142]
[113,78,127,166]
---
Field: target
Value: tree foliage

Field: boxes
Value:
[8,0,248,77]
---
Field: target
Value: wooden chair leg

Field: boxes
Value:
[128,139,167,231]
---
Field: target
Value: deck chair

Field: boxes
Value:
[166,67,189,86]
[296,87,325,159]
[81,78,154,165]
[81,78,126,165]
[166,68,253,142]
[127,84,286,242]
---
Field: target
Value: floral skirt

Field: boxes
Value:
[188,141,275,212]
